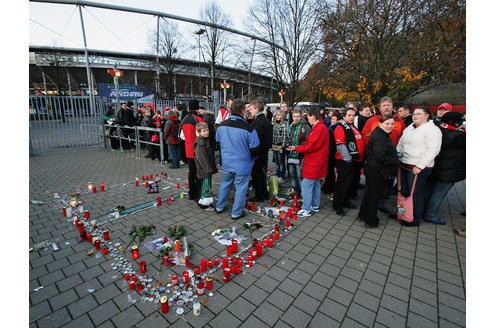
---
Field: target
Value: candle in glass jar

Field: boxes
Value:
[285,218,291,228]
[129,281,135,290]
[145,181,149,188]
[176,183,180,189]
[250,248,257,259]
[139,261,147,274]
[213,258,219,266]
[87,182,93,191]
[194,266,200,276]
[292,212,298,220]
[197,282,205,296]
[232,239,238,253]
[287,208,293,217]
[182,270,190,284]
[62,207,67,217]
[222,257,229,268]
[124,272,130,280]
[102,247,109,255]
[131,275,138,282]
[171,274,178,285]
[84,210,90,219]
[227,245,233,256]
[223,268,231,283]
[205,276,213,290]
[93,238,101,251]
[268,238,274,247]
[86,233,93,243]
[185,183,189,189]
[170,195,174,201]
[156,196,162,206]
[174,240,181,253]
[200,258,207,272]
[237,258,243,267]
[256,242,263,257]
[274,231,280,240]
[136,283,144,293]
[92,186,97,193]
[103,229,110,241]
[99,182,105,192]
[280,211,286,220]
[135,179,139,187]
[131,245,139,259]
[160,296,169,313]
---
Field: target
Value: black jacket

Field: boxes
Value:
[250,112,273,150]
[194,136,217,179]
[365,127,400,179]
[430,128,466,182]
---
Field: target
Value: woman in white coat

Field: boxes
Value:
[396,107,442,227]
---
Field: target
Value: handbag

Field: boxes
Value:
[151,134,159,143]
[396,167,418,223]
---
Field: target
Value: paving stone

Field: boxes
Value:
[380,293,408,316]
[30,300,52,323]
[309,311,341,328]
[328,285,353,307]
[30,253,55,269]
[110,305,144,328]
[93,283,123,305]
[255,274,280,294]
[203,292,231,314]
[352,289,380,312]
[67,294,99,319]
[280,305,312,328]
[208,309,241,328]
[60,314,96,328]
[242,284,269,306]
[292,292,321,315]
[383,281,410,302]
[226,296,256,321]
[319,298,347,322]
[36,307,72,328]
[334,275,359,294]
[407,311,438,328]
[88,300,120,326]
[239,315,271,328]
[30,284,59,306]
[254,300,284,326]
[56,274,84,292]
[439,302,466,326]
[409,297,438,323]
[347,302,376,327]
[375,306,407,327]
[266,289,294,312]
[49,288,79,311]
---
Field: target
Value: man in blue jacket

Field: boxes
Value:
[215,99,260,219]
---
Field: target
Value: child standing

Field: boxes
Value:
[194,122,218,210]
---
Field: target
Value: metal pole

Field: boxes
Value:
[198,34,201,98]
[77,5,96,116]
[155,16,160,97]
[248,39,256,97]
[113,64,120,109]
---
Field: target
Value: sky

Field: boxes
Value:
[29,0,257,56]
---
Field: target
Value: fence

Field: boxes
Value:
[29,95,214,155]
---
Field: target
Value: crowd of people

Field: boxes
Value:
[104,96,465,231]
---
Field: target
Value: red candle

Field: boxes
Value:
[162,255,169,264]
[86,233,92,243]
[170,195,174,201]
[287,208,293,217]
[222,257,229,268]
[274,231,280,240]
[268,238,274,248]
[201,258,207,272]
[223,268,231,283]
[84,210,90,219]
[194,266,200,276]
[166,198,171,205]
[205,276,213,290]
[62,207,67,217]
[139,261,147,274]
[141,175,145,181]
[145,181,149,188]
[160,296,169,313]
[274,225,280,232]
[131,275,138,282]
[124,272,130,280]
[237,258,243,267]
[171,274,178,286]
[250,248,257,259]
[197,282,205,296]
[176,183,180,189]
[280,211,286,220]
[185,183,189,189]
[247,255,253,262]
[136,283,144,293]
[269,168,273,173]
[93,238,101,251]
[227,245,233,256]
[208,260,213,269]
[102,247,109,255]
[92,186,97,193]
[286,218,291,228]
[99,182,105,192]
[248,259,253,267]
[156,196,162,206]
[232,239,238,253]
[129,281,135,290]
[292,213,298,220]
[182,271,190,284]
[263,238,269,247]
[279,200,284,206]
[256,242,263,257]
[135,180,139,187]
[213,258,219,266]
[174,240,181,253]
[102,230,110,241]
[163,236,168,243]
[131,245,139,259]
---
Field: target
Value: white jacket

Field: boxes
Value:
[396,120,442,169]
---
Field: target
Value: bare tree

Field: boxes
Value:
[247,0,323,104]
[199,1,233,99]
[149,18,185,99]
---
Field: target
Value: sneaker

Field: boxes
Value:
[297,209,312,217]
[423,217,446,225]
[204,206,215,212]
[232,211,246,220]
[311,207,319,213]
[180,160,186,165]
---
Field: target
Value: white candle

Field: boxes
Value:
[193,302,201,316]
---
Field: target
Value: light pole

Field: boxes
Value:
[278,90,286,103]
[107,64,123,107]
[220,81,231,106]
[194,28,206,98]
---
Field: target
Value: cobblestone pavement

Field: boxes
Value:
[29,148,466,328]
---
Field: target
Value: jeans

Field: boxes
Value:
[167,143,180,167]
[288,162,302,194]
[215,171,251,218]
[272,149,286,179]
[301,178,321,212]
[424,180,454,220]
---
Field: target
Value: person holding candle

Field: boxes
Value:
[194,122,218,211]
[215,99,260,220]
[356,114,400,228]
[286,108,329,217]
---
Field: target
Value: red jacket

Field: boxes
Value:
[181,113,205,159]
[361,114,405,146]
[294,121,329,179]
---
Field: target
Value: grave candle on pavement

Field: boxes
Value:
[182,270,190,284]
[232,239,238,253]
[160,296,169,313]
[139,261,147,274]
[200,258,207,272]
[205,276,213,290]
[131,245,139,259]
[103,229,110,241]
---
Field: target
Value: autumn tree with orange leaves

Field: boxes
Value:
[304,0,465,106]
